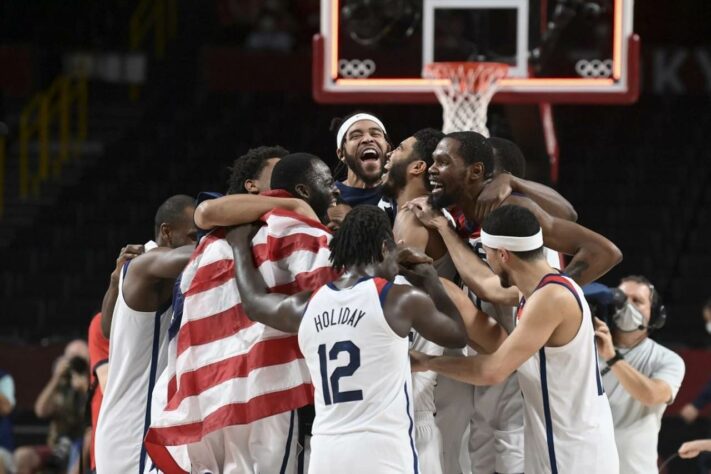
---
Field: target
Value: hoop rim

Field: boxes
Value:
[422,61,510,78]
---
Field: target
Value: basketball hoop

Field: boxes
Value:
[423,62,509,136]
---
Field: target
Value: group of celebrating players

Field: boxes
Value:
[91,111,631,473]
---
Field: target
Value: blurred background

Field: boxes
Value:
[0,0,709,472]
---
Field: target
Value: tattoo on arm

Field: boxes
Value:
[564,260,589,281]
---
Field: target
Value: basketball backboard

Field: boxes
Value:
[313,0,640,104]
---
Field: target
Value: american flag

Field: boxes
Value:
[145,209,339,473]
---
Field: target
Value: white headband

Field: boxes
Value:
[336,113,387,148]
[480,229,543,252]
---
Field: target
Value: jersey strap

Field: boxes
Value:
[373,277,394,308]
[534,274,583,312]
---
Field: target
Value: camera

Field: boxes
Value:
[582,282,627,325]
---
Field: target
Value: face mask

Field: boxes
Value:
[706,321,711,335]
[612,302,647,332]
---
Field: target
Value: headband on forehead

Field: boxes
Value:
[480,229,543,252]
[336,113,387,148]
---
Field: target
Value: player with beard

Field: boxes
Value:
[328,112,393,227]
[391,133,579,473]
[409,131,621,288]
[411,205,619,474]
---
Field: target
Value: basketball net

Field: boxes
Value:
[423,62,509,137]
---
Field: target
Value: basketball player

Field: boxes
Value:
[194,145,288,239]
[227,205,469,473]
[332,112,391,207]
[408,131,622,288]
[392,133,579,473]
[411,205,619,473]
[94,194,197,474]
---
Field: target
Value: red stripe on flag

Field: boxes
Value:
[183,258,235,297]
[271,267,340,295]
[142,442,189,474]
[146,383,314,449]
[166,336,304,411]
[167,375,177,401]
[176,304,254,356]
[252,233,330,267]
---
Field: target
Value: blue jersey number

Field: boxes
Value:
[317,340,363,405]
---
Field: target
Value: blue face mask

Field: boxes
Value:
[612,302,647,332]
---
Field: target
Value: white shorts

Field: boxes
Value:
[415,412,443,474]
[309,431,418,474]
[186,411,298,474]
[435,374,475,474]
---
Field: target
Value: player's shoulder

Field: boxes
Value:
[526,281,581,316]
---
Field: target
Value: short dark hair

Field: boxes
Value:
[445,131,495,179]
[481,204,543,261]
[412,128,444,191]
[154,194,195,238]
[270,153,321,195]
[489,137,526,178]
[226,145,289,194]
[329,205,395,271]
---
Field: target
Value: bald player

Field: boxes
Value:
[94,194,197,474]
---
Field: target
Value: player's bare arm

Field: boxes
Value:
[406,198,519,306]
[504,194,622,285]
[122,244,195,311]
[194,193,318,229]
[440,278,507,354]
[100,244,145,338]
[413,284,580,385]
[391,262,467,348]
[474,173,578,223]
[227,224,309,334]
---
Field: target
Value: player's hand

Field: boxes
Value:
[327,203,352,231]
[395,244,433,267]
[409,350,434,372]
[405,197,448,230]
[474,174,513,223]
[111,244,145,282]
[678,439,710,459]
[680,403,700,424]
[593,317,616,360]
[225,223,261,248]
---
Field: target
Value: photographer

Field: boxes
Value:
[14,341,89,474]
[589,276,685,474]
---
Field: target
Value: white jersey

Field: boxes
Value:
[298,276,420,473]
[516,274,618,474]
[95,262,172,474]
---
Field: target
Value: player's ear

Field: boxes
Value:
[159,223,172,247]
[410,160,427,177]
[336,147,344,161]
[243,179,259,194]
[294,183,310,200]
[466,162,485,183]
[499,248,510,262]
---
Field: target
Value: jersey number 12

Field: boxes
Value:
[317,340,363,405]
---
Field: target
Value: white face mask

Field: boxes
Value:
[706,321,711,335]
[612,302,647,332]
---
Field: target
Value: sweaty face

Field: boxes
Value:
[382,136,417,199]
[429,138,468,210]
[484,246,512,288]
[170,206,198,248]
[306,161,339,224]
[340,120,390,186]
[618,281,652,323]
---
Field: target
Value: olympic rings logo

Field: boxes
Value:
[575,59,613,78]
[338,59,376,78]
